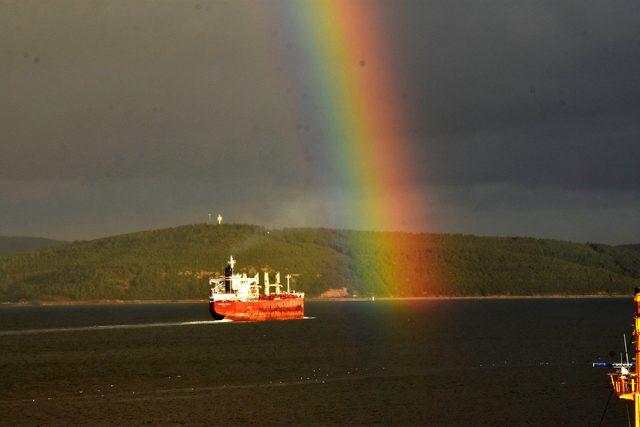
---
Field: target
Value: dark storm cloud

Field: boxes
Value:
[377,0,640,243]
[1,0,639,242]
[387,1,640,130]
[380,1,640,189]
[0,1,307,183]
[421,115,640,190]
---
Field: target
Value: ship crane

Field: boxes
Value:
[263,271,283,295]
[285,273,301,293]
[593,288,640,426]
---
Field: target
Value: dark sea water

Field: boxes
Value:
[0,299,633,425]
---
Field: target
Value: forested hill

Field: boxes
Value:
[618,244,640,252]
[0,224,639,302]
[0,236,67,258]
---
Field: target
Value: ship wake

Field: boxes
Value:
[0,317,317,336]
[0,319,232,336]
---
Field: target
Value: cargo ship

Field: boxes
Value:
[208,256,304,321]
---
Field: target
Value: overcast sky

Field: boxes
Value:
[1,0,639,244]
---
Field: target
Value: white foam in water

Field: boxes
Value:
[0,317,315,336]
[0,319,231,336]
[179,320,233,325]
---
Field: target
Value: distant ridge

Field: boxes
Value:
[618,244,640,252]
[0,224,638,302]
[0,236,67,258]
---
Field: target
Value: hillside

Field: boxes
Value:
[0,236,67,258]
[0,224,639,302]
[618,244,640,252]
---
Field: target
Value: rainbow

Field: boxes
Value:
[292,2,424,230]
[258,1,440,295]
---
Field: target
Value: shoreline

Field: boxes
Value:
[0,294,630,307]
[313,294,630,301]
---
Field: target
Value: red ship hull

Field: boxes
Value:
[209,294,304,321]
